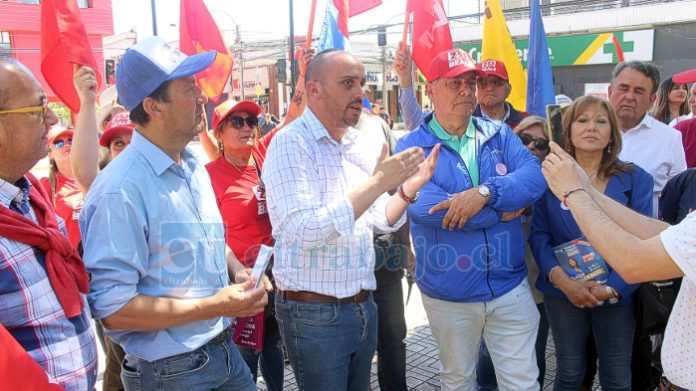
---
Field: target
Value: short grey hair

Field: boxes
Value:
[610,61,660,94]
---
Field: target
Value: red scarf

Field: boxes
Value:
[0,173,89,318]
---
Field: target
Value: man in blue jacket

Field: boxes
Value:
[395,49,547,391]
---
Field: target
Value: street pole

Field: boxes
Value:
[150,0,157,36]
[236,25,245,100]
[289,0,296,97]
[381,45,388,114]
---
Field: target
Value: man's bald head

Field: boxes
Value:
[305,49,357,85]
[0,58,36,110]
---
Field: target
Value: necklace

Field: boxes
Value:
[224,154,253,176]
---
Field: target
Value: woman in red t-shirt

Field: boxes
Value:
[40,126,83,248]
[205,100,283,391]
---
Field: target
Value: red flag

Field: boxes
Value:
[334,0,382,17]
[180,0,234,101]
[40,0,102,113]
[332,0,350,37]
[0,325,63,390]
[408,0,453,80]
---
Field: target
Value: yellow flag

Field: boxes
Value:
[481,0,527,111]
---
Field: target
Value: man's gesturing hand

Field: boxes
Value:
[373,145,424,192]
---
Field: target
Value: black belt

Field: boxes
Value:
[210,327,233,343]
[278,289,370,304]
[661,376,690,391]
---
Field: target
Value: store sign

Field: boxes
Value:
[365,70,400,86]
[457,29,654,67]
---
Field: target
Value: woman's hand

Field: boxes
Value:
[550,267,603,308]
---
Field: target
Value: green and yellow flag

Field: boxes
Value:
[481,0,527,111]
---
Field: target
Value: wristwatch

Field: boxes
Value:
[477,185,491,204]
[605,285,620,304]
[398,185,419,204]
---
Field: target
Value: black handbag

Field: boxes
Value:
[634,278,682,335]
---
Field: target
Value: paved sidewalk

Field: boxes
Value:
[253,280,601,391]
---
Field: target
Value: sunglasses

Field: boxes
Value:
[53,137,73,149]
[518,132,549,150]
[477,77,506,88]
[225,115,259,130]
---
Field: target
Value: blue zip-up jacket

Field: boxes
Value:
[530,163,653,305]
[395,113,547,302]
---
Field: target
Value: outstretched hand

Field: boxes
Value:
[542,142,591,200]
[402,143,440,197]
[373,144,424,193]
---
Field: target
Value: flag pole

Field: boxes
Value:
[306,0,318,49]
[401,8,410,50]
[299,0,317,77]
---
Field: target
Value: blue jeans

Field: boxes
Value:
[120,328,256,390]
[544,295,634,391]
[275,293,378,391]
[238,326,284,391]
[477,303,549,390]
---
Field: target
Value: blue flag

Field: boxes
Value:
[318,2,351,53]
[526,0,555,117]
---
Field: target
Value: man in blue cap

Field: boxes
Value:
[80,36,268,390]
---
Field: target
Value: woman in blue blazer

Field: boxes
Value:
[530,95,653,390]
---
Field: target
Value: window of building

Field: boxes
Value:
[18,0,40,4]
[0,31,11,58]
[77,0,90,8]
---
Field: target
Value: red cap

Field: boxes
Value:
[427,49,484,82]
[478,59,509,81]
[212,100,262,129]
[100,112,135,148]
[673,68,696,84]
[47,126,73,143]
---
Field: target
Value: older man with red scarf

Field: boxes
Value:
[0,58,97,390]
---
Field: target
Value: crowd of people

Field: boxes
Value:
[1,32,696,391]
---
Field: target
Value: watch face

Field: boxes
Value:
[479,185,490,197]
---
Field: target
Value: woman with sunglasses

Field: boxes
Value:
[651,77,689,125]
[530,95,653,390]
[40,126,82,248]
[205,99,284,391]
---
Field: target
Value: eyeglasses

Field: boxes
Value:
[225,115,259,130]
[441,77,477,91]
[477,78,506,88]
[0,102,49,122]
[518,132,549,151]
[53,137,73,149]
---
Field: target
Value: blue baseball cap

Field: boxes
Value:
[115,36,217,111]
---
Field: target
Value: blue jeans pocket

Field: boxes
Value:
[160,347,210,378]
[293,302,338,325]
[121,356,142,390]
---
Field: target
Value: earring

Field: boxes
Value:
[217,139,224,153]
[606,143,612,154]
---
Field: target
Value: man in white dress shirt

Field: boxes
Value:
[542,141,696,391]
[262,49,439,391]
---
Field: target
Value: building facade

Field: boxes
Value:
[0,0,114,103]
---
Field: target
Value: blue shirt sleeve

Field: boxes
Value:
[529,192,558,280]
[80,190,148,320]
[398,87,424,132]
[482,125,547,211]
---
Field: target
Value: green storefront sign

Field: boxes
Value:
[457,29,654,67]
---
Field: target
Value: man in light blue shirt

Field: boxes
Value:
[79,36,267,390]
